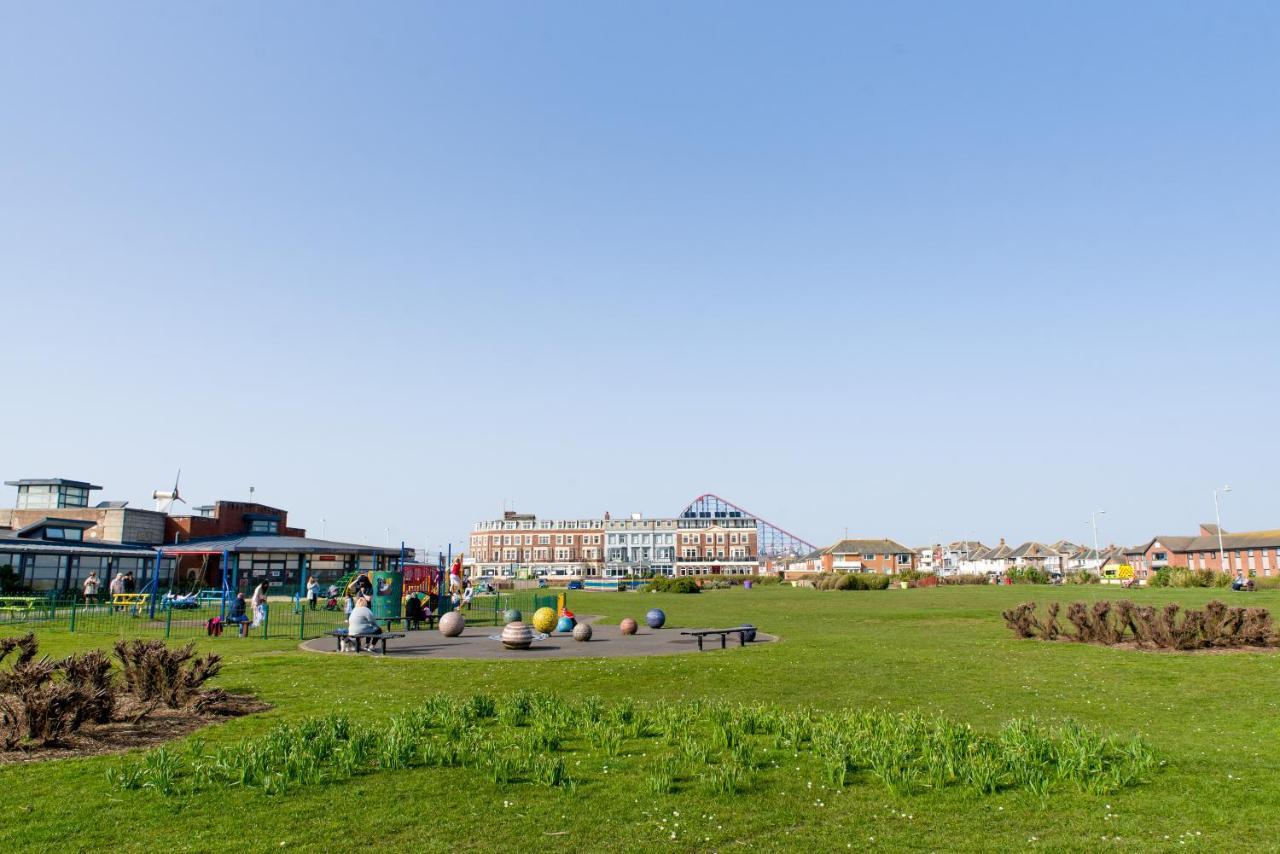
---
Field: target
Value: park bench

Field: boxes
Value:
[680,626,756,651]
[378,614,438,632]
[327,629,405,655]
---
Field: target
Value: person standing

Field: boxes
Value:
[123,572,136,593]
[251,583,268,628]
[83,571,100,604]
[108,572,124,610]
[306,576,319,610]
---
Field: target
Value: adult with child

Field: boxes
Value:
[251,583,268,628]
[306,576,319,610]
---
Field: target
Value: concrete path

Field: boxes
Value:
[299,618,775,661]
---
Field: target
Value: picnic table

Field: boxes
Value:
[326,629,405,655]
[680,626,757,651]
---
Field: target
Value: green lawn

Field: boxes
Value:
[1,585,1277,852]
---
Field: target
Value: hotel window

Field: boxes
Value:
[539,535,549,545]
[555,549,570,560]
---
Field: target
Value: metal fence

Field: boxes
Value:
[0,590,564,642]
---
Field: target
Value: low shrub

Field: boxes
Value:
[1064,570,1100,585]
[1004,599,1279,650]
[1006,566,1052,585]
[940,574,989,585]
[644,577,701,594]
[816,573,892,591]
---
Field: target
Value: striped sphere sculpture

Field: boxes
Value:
[572,622,592,642]
[501,621,533,650]
[439,611,465,637]
[619,617,638,635]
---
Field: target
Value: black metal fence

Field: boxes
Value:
[0,590,564,642]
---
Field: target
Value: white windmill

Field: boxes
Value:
[153,470,187,514]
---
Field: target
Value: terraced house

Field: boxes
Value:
[784,538,917,579]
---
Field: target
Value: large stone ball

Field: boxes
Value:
[619,617,638,635]
[439,611,465,637]
[532,607,558,634]
[501,621,533,650]
[556,615,576,633]
[503,608,522,624]
[572,622,592,642]
[645,608,666,629]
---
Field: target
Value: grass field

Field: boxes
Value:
[1,584,1277,852]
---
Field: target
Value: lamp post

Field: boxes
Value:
[1214,486,1231,575]
[1090,510,1106,557]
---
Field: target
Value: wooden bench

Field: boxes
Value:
[327,629,406,655]
[680,626,756,651]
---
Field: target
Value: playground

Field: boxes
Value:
[300,616,775,660]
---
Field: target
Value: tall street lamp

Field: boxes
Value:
[1214,485,1231,575]
[1090,509,1107,557]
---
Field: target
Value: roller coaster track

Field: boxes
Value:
[677,493,817,559]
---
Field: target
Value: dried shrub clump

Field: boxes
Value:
[113,640,223,711]
[1003,600,1280,651]
[0,634,230,751]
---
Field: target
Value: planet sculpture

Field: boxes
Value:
[501,621,534,650]
[572,622,592,642]
[532,607,558,634]
[503,608,522,624]
[645,608,666,629]
[556,615,576,633]
[619,617,638,635]
[439,611,465,637]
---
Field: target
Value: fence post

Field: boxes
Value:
[69,600,77,633]
[263,605,269,639]
[299,606,305,641]
[165,603,173,639]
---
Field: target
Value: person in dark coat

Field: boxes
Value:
[227,593,250,637]
[404,593,426,630]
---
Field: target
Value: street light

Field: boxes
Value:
[1214,486,1231,575]
[1090,509,1106,557]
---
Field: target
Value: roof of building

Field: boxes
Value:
[160,534,405,556]
[5,478,103,490]
[15,517,97,538]
[1007,541,1058,560]
[825,538,914,555]
[0,537,155,557]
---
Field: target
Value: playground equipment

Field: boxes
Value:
[555,615,575,633]
[532,607,557,634]
[439,611,465,637]
[112,593,151,616]
[572,622,592,642]
[619,617,638,635]
[501,621,533,650]
[503,608,522,623]
[645,608,666,629]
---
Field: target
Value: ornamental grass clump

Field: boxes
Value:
[1004,599,1279,650]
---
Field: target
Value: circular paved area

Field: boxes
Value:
[300,618,775,660]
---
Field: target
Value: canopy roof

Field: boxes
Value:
[161,534,405,557]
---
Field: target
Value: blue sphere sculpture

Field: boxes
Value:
[555,615,576,633]
[503,608,522,624]
[645,608,666,629]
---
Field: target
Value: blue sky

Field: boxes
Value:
[2,2,1277,554]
